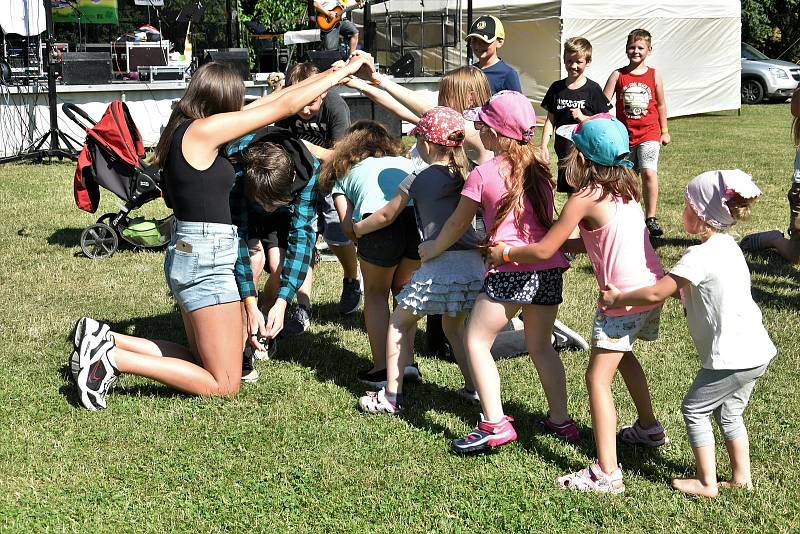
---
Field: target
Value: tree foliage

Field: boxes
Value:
[741,0,800,62]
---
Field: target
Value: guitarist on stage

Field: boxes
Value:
[312,0,364,57]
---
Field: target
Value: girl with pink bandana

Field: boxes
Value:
[602,169,776,497]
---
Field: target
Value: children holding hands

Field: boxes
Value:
[601,169,776,497]
[486,114,668,493]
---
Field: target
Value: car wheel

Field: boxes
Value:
[741,79,765,104]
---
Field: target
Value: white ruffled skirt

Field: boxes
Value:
[397,249,485,317]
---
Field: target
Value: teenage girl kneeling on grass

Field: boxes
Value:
[352,106,485,414]
[69,56,372,410]
[484,114,669,493]
[602,169,776,497]
[419,91,578,453]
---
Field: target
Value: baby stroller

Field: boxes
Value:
[65,101,173,259]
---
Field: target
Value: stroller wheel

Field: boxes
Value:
[80,222,119,259]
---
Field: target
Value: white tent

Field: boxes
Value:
[365,0,741,117]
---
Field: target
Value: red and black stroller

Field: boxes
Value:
[65,100,173,258]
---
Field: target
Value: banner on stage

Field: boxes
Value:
[52,0,119,25]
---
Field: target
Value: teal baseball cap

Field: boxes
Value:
[556,114,634,169]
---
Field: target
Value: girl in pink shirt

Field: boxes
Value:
[419,91,577,454]
[485,114,668,493]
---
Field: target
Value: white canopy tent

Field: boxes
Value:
[366,0,741,117]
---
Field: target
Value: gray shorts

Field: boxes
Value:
[164,220,241,312]
[628,140,660,171]
[318,192,352,246]
[682,363,769,448]
[592,306,662,352]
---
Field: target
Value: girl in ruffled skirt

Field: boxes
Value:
[353,107,484,414]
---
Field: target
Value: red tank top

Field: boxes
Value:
[614,67,660,146]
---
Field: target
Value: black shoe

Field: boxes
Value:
[337,277,363,315]
[645,217,664,237]
[242,346,259,383]
[283,304,311,337]
[552,319,589,351]
[357,363,425,388]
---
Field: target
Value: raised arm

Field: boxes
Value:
[190,55,370,152]
[353,191,410,238]
[418,196,479,262]
[371,72,435,118]
[345,77,421,124]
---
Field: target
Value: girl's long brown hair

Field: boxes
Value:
[560,146,641,202]
[152,62,246,167]
[488,139,555,241]
[317,120,405,192]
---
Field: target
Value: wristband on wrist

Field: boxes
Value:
[371,73,384,86]
[502,245,512,263]
[661,127,669,133]
[244,296,257,306]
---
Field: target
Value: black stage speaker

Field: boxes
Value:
[259,50,289,73]
[62,52,112,85]
[204,48,250,80]
[388,53,415,77]
[307,49,342,71]
[342,93,401,136]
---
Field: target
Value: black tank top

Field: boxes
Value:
[164,120,235,225]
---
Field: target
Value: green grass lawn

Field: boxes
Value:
[1,104,799,532]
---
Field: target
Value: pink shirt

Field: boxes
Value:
[580,196,664,316]
[461,156,569,274]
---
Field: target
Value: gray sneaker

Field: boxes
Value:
[283,305,311,337]
[338,277,362,315]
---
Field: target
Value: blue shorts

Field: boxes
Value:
[163,220,241,312]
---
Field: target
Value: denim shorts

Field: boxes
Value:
[318,193,351,246]
[592,306,662,352]
[163,220,241,312]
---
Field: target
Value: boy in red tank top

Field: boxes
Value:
[603,29,670,237]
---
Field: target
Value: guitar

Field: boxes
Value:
[315,0,387,32]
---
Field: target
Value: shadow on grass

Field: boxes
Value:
[48,227,82,248]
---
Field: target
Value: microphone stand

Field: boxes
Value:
[0,0,80,163]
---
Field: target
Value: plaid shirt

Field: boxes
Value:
[228,135,319,302]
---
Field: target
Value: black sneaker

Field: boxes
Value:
[337,277,363,315]
[645,217,663,237]
[552,319,589,352]
[242,346,260,383]
[253,336,277,361]
[357,363,425,388]
[73,337,118,410]
[283,304,311,337]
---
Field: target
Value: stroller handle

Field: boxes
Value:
[62,103,96,130]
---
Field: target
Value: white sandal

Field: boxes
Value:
[558,462,625,494]
[358,388,402,415]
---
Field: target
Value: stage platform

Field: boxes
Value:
[0,77,442,158]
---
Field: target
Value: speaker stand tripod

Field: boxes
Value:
[0,1,80,164]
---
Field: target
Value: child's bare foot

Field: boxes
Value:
[718,480,754,491]
[672,478,719,497]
